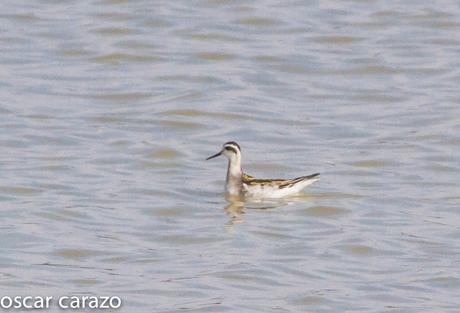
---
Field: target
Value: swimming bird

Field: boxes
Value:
[206,141,320,198]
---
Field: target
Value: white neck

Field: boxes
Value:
[225,154,242,195]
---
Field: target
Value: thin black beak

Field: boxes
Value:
[206,151,222,160]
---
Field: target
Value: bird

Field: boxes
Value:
[206,141,320,199]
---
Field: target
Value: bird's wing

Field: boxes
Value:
[242,172,286,186]
[278,173,320,189]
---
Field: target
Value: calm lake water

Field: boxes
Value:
[1,1,460,312]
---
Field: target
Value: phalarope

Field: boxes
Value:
[206,141,320,198]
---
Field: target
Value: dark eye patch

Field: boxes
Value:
[224,146,237,153]
[224,141,240,151]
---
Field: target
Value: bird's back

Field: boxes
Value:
[242,173,320,198]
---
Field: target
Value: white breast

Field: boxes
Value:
[226,182,241,196]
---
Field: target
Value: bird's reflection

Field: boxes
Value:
[223,194,295,227]
[224,194,245,226]
[224,201,245,226]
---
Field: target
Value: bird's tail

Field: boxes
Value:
[284,173,320,190]
[304,173,320,181]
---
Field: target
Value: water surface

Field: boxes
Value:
[1,1,460,312]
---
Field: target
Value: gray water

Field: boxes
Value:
[1,1,460,312]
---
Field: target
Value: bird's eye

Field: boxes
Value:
[225,146,236,153]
